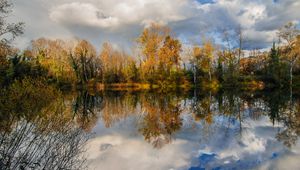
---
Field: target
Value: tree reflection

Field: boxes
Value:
[89,89,300,149]
[275,97,300,147]
[0,79,89,170]
[191,92,215,124]
[0,78,63,132]
[3,77,300,162]
[100,91,138,128]
[139,93,183,148]
[188,89,300,148]
[73,90,103,132]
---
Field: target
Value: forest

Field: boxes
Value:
[1,1,300,92]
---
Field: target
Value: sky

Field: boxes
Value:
[10,0,300,51]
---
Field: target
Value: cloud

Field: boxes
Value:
[11,0,300,50]
[255,0,300,31]
[49,0,189,29]
[49,2,119,28]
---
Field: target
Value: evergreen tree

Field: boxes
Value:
[269,42,280,85]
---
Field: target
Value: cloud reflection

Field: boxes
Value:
[85,112,299,170]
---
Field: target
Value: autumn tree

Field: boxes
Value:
[158,36,182,71]
[137,23,169,84]
[70,40,98,83]
[30,38,77,84]
[122,58,139,83]
[190,40,215,85]
[189,46,201,85]
[99,42,137,84]
[201,41,215,82]
[137,23,185,87]
[157,35,182,86]
[99,42,115,83]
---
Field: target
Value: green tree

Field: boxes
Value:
[268,42,280,85]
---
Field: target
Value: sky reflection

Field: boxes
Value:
[85,108,299,170]
[2,86,299,170]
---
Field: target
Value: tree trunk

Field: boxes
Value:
[208,69,212,83]
[290,62,293,87]
[193,64,197,85]
[290,62,293,109]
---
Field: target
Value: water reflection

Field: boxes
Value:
[116,90,300,150]
[1,81,300,169]
[0,79,89,170]
[82,90,300,169]
[139,93,183,148]
[73,90,103,132]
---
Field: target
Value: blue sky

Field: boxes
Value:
[11,0,300,51]
[196,0,215,4]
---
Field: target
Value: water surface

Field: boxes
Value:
[1,88,300,170]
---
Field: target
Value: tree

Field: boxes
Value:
[157,35,182,85]
[158,36,182,70]
[202,41,215,82]
[123,59,138,83]
[0,0,24,50]
[268,42,280,84]
[30,38,77,84]
[216,51,224,82]
[236,25,244,76]
[0,0,24,85]
[219,27,243,85]
[189,46,202,85]
[278,22,300,87]
[99,42,113,83]
[99,42,135,84]
[137,23,169,84]
[70,40,98,83]
[192,40,215,83]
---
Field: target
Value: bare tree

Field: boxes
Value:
[236,25,244,74]
[0,0,24,49]
[278,22,300,87]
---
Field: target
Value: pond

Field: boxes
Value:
[1,85,300,170]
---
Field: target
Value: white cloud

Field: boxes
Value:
[49,0,189,29]
[11,0,300,50]
[49,2,120,28]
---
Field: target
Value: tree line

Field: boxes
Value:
[1,0,300,91]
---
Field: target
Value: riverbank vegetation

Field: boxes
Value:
[1,1,300,92]
[1,23,300,92]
